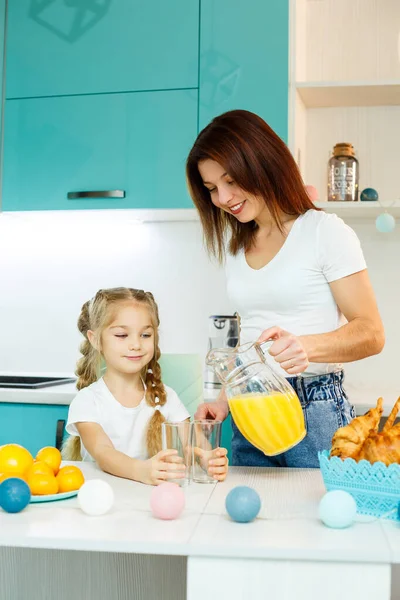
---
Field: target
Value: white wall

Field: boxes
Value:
[0,210,398,401]
[0,211,232,375]
[339,220,400,400]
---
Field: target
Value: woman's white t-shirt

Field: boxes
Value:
[225,209,367,378]
[66,378,190,461]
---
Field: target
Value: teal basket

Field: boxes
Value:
[318,450,400,521]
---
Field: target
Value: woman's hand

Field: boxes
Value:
[139,449,186,486]
[194,447,229,482]
[194,399,229,422]
[258,326,309,375]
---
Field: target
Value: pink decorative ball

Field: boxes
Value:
[305,185,319,202]
[150,482,185,520]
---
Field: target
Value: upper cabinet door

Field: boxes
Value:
[6,0,199,98]
[0,0,5,140]
[2,89,197,211]
[199,0,288,141]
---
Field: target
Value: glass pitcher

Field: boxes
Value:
[206,341,306,456]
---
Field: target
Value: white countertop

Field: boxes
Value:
[0,462,398,564]
[0,382,78,406]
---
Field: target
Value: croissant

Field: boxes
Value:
[357,397,400,466]
[330,397,383,460]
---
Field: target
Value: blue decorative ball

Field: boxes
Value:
[225,486,261,523]
[376,213,396,233]
[319,490,357,529]
[360,188,379,202]
[0,478,31,513]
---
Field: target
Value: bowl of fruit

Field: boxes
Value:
[318,397,400,521]
[0,444,85,506]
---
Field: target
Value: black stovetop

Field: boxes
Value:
[0,376,76,389]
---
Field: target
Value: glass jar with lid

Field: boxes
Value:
[327,143,359,202]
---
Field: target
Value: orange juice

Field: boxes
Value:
[229,392,306,456]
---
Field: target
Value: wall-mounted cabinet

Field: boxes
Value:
[3,89,197,211]
[290,0,400,210]
[199,0,289,142]
[0,0,5,153]
[6,0,199,98]
[1,0,290,212]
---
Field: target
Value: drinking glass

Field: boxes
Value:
[161,421,192,486]
[192,420,222,483]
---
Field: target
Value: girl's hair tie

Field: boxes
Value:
[154,405,161,412]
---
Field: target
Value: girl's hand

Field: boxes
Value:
[194,447,229,482]
[258,326,309,375]
[139,449,186,486]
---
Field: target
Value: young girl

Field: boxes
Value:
[63,287,228,485]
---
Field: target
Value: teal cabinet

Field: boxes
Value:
[0,0,5,145]
[0,403,68,456]
[2,89,197,210]
[6,0,199,98]
[199,0,288,141]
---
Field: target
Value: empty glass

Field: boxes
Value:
[192,420,222,483]
[161,421,192,486]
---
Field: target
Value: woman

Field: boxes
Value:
[186,109,385,468]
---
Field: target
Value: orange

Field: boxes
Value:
[27,472,59,496]
[0,472,27,484]
[56,465,85,493]
[0,444,34,476]
[26,460,54,478]
[36,447,62,475]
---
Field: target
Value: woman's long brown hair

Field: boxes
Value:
[186,109,318,262]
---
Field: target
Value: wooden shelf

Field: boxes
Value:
[296,81,400,108]
[315,201,400,219]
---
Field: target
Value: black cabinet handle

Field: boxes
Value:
[55,419,66,450]
[67,190,126,199]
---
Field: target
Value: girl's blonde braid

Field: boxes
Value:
[62,299,101,460]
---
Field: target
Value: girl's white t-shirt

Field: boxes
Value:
[225,209,367,378]
[66,378,190,461]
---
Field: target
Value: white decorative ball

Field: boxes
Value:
[319,490,357,529]
[78,479,114,516]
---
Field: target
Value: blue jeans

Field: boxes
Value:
[231,370,355,468]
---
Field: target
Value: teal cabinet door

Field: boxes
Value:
[6,1,199,98]
[2,89,197,210]
[0,403,69,456]
[199,0,288,141]
[0,0,5,143]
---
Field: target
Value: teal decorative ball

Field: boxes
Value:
[0,478,31,513]
[360,188,379,202]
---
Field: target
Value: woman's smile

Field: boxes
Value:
[229,200,246,215]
